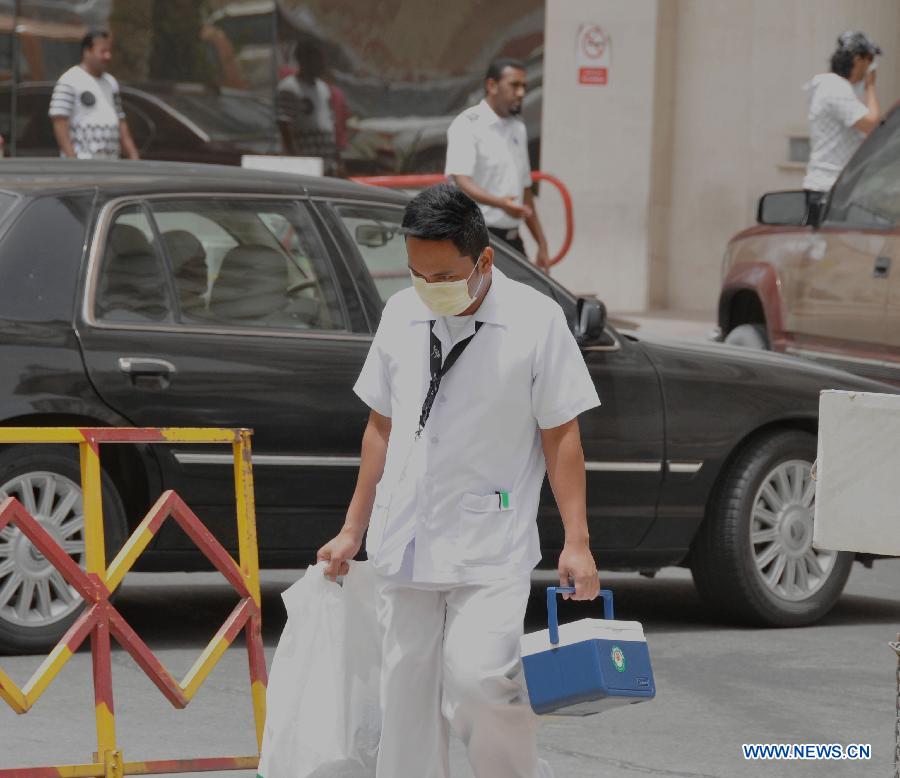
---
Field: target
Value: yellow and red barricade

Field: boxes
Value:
[0,427,266,778]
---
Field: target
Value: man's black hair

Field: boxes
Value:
[295,35,326,82]
[830,48,857,78]
[401,184,489,262]
[485,57,526,84]
[81,29,110,54]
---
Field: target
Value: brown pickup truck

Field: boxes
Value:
[719,103,900,385]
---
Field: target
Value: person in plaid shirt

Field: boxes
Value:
[276,37,339,176]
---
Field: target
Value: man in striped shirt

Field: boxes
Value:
[49,30,139,160]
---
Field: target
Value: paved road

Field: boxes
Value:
[2,559,898,777]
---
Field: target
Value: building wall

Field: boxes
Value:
[542,0,900,314]
[540,0,661,307]
[665,0,900,313]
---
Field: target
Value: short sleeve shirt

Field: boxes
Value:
[444,100,532,230]
[49,66,125,159]
[353,269,600,584]
[803,73,869,192]
[275,75,338,172]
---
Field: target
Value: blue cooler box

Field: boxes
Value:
[520,588,655,715]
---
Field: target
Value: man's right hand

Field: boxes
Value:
[865,67,877,89]
[316,526,364,581]
[500,197,533,219]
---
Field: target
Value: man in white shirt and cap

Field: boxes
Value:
[445,59,551,271]
[317,184,600,777]
[803,31,881,217]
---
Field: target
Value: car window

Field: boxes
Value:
[334,204,565,306]
[121,101,155,153]
[95,205,175,324]
[0,194,90,322]
[335,205,410,304]
[490,243,556,299]
[0,91,56,150]
[826,109,900,228]
[149,199,346,331]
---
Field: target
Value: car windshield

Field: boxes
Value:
[160,92,275,140]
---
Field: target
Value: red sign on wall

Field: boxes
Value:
[577,24,610,86]
[579,67,608,85]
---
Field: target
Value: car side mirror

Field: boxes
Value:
[576,297,607,345]
[757,191,809,226]
[355,224,393,248]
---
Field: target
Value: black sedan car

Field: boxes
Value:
[0,160,890,652]
[0,82,278,164]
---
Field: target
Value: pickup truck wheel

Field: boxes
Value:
[724,323,769,349]
[690,430,852,626]
[0,445,127,654]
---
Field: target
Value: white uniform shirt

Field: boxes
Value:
[353,269,601,584]
[445,100,532,230]
[803,73,869,192]
[48,66,125,159]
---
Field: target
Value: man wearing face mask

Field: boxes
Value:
[445,58,551,270]
[317,184,600,777]
[803,31,882,216]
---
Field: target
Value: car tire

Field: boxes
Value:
[690,429,852,627]
[724,323,769,349]
[0,445,127,654]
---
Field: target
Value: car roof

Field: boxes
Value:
[0,159,411,204]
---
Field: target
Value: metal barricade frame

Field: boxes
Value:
[0,428,266,778]
[350,171,575,268]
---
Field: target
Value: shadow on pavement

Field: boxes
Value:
[103,569,900,653]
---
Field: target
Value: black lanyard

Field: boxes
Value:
[416,320,483,439]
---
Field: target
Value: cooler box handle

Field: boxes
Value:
[546,586,614,645]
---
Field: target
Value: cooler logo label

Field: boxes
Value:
[611,645,626,673]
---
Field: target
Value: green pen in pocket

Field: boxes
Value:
[495,490,511,510]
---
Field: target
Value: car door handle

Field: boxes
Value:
[118,357,176,389]
[874,255,892,278]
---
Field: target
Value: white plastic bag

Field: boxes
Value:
[258,561,381,778]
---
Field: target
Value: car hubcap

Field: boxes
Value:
[0,472,85,627]
[750,459,835,602]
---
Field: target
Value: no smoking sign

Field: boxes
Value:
[576,24,610,85]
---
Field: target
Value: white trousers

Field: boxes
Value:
[374,574,555,778]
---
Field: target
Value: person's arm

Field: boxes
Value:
[541,418,599,601]
[119,120,139,160]
[853,69,881,135]
[523,188,550,270]
[51,116,76,158]
[278,121,297,155]
[317,409,391,580]
[453,173,532,220]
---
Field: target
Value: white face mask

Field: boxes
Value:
[411,262,485,316]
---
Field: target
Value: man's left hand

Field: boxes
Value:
[535,243,551,272]
[558,540,599,601]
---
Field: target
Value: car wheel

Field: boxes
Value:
[724,323,769,349]
[690,430,852,626]
[0,445,127,654]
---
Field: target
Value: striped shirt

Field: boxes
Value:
[49,65,125,159]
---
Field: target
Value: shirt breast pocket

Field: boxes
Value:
[457,491,515,566]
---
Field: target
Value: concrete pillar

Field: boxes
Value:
[540,0,661,310]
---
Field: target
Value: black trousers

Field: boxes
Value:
[488,226,525,256]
